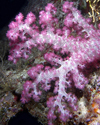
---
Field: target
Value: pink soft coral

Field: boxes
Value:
[7,1,100,125]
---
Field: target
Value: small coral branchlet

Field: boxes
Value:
[87,0,100,23]
[6,1,100,125]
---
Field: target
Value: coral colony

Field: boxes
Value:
[6,1,100,125]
